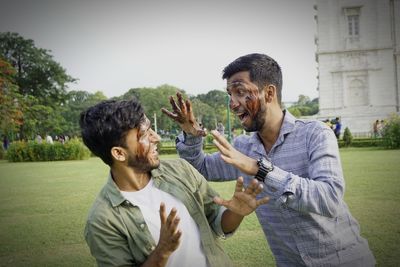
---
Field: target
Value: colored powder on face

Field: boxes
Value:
[136,117,151,158]
[245,88,260,117]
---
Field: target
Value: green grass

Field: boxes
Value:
[0,148,399,266]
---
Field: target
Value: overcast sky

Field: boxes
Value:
[0,0,318,102]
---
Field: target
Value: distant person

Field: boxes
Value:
[324,119,334,130]
[36,134,42,144]
[163,53,375,266]
[216,122,225,135]
[334,117,342,139]
[378,120,385,137]
[80,99,268,267]
[45,134,53,144]
[2,135,9,150]
[373,120,382,138]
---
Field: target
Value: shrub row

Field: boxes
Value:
[6,138,91,162]
[338,138,384,148]
[158,145,218,155]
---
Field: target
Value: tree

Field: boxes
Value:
[342,127,353,147]
[0,57,23,139]
[0,32,75,107]
[196,90,228,128]
[189,98,216,131]
[381,114,400,149]
[62,90,108,137]
[288,95,319,117]
[120,85,186,134]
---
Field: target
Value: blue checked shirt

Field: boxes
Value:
[176,110,375,267]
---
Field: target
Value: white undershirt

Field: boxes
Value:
[121,179,208,267]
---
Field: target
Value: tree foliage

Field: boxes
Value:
[118,84,186,134]
[381,113,400,149]
[343,127,353,147]
[0,32,75,106]
[287,95,319,117]
[0,57,23,137]
[62,90,107,137]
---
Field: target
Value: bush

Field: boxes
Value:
[338,138,384,148]
[342,127,353,147]
[381,113,400,149]
[6,138,91,162]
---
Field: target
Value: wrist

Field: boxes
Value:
[153,246,171,261]
[255,157,274,182]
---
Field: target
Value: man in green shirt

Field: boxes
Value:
[80,99,269,267]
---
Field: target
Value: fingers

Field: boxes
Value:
[159,202,166,224]
[166,207,179,229]
[213,196,228,207]
[169,95,180,113]
[213,139,230,156]
[235,176,244,193]
[219,154,231,165]
[244,179,262,196]
[211,130,231,148]
[186,99,192,117]
[177,92,187,114]
[161,108,179,120]
[256,196,270,206]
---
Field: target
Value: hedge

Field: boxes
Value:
[6,138,91,162]
[338,138,384,148]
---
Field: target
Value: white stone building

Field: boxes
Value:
[315,0,400,136]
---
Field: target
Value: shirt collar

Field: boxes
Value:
[279,110,296,137]
[105,173,126,208]
[248,109,297,147]
[104,167,164,208]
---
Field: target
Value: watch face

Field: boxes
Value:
[259,158,273,171]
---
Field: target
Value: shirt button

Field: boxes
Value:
[150,246,155,251]
[140,223,145,229]
[124,200,130,205]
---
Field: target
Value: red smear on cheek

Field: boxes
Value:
[136,132,147,158]
[245,89,260,117]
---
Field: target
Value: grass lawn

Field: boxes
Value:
[0,148,399,266]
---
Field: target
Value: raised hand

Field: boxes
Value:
[155,202,182,257]
[161,92,206,137]
[211,130,259,175]
[214,177,269,216]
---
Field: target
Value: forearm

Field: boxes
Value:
[264,129,345,217]
[220,209,244,234]
[176,133,238,181]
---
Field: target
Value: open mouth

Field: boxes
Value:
[237,112,250,123]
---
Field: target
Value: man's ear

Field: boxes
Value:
[111,146,127,162]
[263,84,277,103]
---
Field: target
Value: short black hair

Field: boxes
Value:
[79,99,144,166]
[222,53,283,105]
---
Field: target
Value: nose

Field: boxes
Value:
[229,96,240,111]
[149,129,161,143]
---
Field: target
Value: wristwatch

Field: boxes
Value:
[255,157,274,182]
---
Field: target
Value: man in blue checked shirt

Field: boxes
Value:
[162,53,375,266]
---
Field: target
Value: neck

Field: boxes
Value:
[257,107,284,152]
[111,165,151,192]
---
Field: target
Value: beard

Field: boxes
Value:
[127,150,160,173]
[242,104,267,132]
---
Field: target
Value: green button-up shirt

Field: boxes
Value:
[84,158,233,267]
